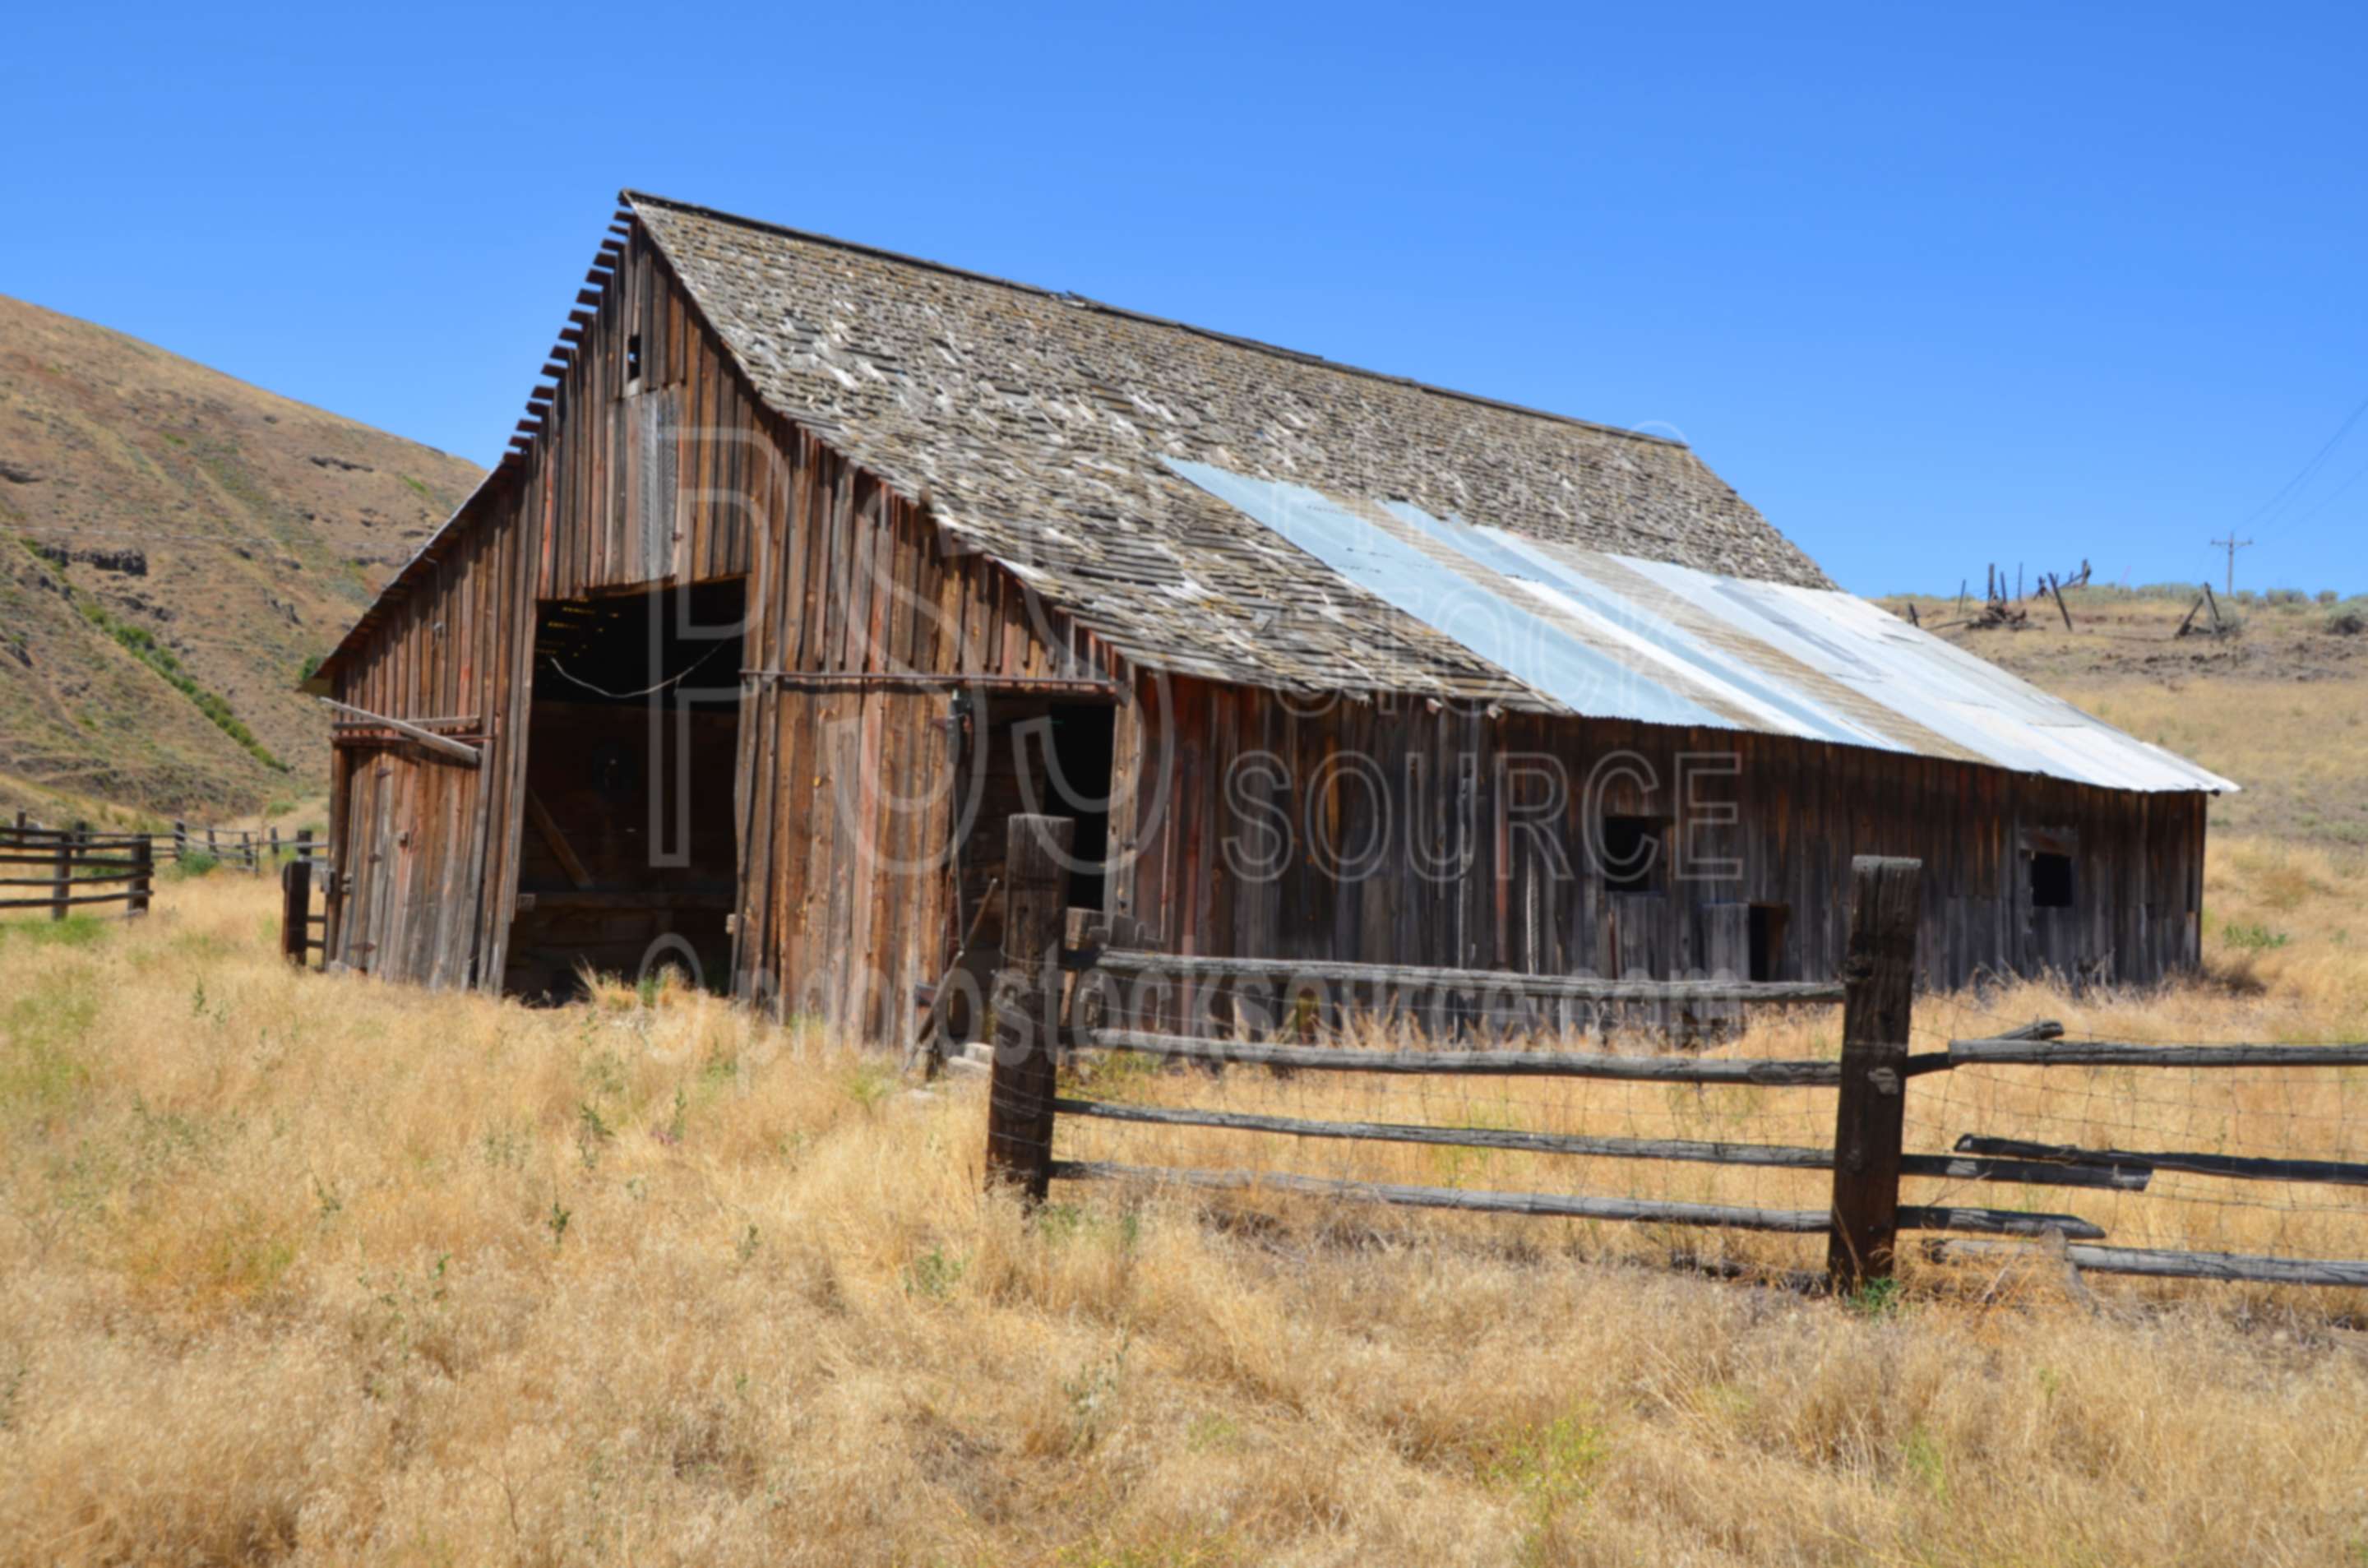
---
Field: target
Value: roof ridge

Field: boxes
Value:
[619,188,1686,450]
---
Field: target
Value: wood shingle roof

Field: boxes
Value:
[627,191,1830,698]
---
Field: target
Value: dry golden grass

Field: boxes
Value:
[4,853,2368,1566]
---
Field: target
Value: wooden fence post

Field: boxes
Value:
[1826,855,1923,1292]
[49,827,72,923]
[173,821,187,862]
[206,826,218,862]
[130,837,153,918]
[984,813,1075,1203]
[280,859,312,966]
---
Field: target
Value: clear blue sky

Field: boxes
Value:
[11,1,2365,595]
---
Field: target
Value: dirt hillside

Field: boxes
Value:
[1883,584,2368,847]
[0,294,481,817]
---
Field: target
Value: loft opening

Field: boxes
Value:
[504,576,745,1001]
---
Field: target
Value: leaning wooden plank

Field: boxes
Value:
[1048,1159,1834,1232]
[1951,1039,2368,1069]
[1056,1099,2144,1190]
[1958,1133,2368,1189]
[316,698,482,766]
[523,789,594,890]
[1085,1029,1844,1085]
[1893,1205,2104,1241]
[1939,1238,2368,1288]
[1090,950,1845,1006]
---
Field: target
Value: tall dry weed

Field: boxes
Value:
[1,847,2365,1565]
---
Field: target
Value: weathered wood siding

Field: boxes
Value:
[328,217,1087,1032]
[325,491,535,985]
[1109,676,2206,992]
[729,430,1085,1038]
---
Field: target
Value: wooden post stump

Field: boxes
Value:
[984,814,1074,1203]
[280,859,312,966]
[1826,855,1923,1292]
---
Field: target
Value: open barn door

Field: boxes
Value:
[500,578,747,1000]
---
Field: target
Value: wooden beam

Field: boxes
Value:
[985,815,1072,1201]
[1956,1134,2368,1189]
[1052,1162,2103,1240]
[1951,1039,2368,1069]
[316,698,482,765]
[1053,1160,1833,1231]
[1057,1099,2146,1189]
[523,789,593,889]
[1089,951,1845,1006]
[1936,1238,2368,1288]
[1085,1029,1843,1085]
[1827,855,1923,1291]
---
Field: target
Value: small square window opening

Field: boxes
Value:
[1600,815,1663,894]
[626,333,643,389]
[2032,851,2074,909]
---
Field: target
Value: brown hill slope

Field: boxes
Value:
[0,294,481,816]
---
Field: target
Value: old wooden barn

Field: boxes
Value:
[305,191,2234,1036]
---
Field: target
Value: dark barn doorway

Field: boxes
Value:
[934,691,1117,1044]
[504,578,745,1001]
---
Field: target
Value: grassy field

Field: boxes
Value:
[4,835,2368,1566]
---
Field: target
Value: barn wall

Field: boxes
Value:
[731,432,1093,1038]
[327,216,1095,1023]
[1111,676,2207,992]
[326,485,536,985]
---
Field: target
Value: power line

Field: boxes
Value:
[2236,388,2368,531]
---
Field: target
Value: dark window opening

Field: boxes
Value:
[2032,851,2075,909]
[1748,903,1789,982]
[625,333,643,389]
[1044,702,1116,912]
[1600,815,1663,894]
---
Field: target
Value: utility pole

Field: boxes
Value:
[2208,535,2254,597]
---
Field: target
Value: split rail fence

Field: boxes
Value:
[0,821,155,921]
[7,812,331,964]
[980,814,2368,1293]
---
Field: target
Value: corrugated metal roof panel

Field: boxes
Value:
[1167,460,2236,796]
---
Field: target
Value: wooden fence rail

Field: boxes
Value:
[7,813,325,932]
[978,813,2368,1296]
[0,823,151,919]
